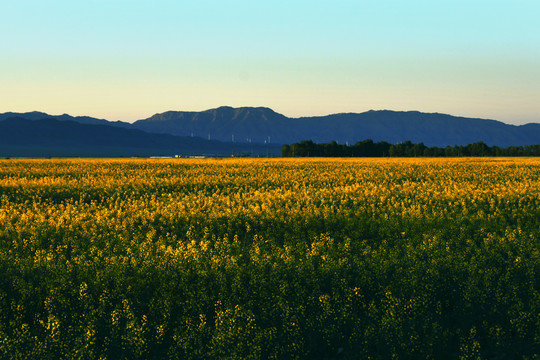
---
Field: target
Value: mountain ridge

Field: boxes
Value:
[0,111,131,127]
[0,117,280,157]
[131,107,540,147]
[2,107,540,149]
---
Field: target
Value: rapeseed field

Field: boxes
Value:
[0,158,539,359]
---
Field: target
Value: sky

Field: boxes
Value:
[1,0,539,124]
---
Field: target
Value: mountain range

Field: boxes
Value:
[0,116,279,157]
[1,107,539,157]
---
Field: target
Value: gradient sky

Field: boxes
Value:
[2,0,539,124]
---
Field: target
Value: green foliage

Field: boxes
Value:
[0,158,539,359]
[282,140,540,157]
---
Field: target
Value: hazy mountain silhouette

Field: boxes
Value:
[132,106,292,143]
[0,111,131,127]
[131,107,540,147]
[2,108,540,152]
[0,117,279,157]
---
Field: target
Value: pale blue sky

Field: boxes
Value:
[1,0,539,124]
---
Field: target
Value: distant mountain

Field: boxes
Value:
[292,110,540,147]
[132,106,293,143]
[0,111,131,127]
[131,107,540,147]
[2,107,540,150]
[0,117,280,157]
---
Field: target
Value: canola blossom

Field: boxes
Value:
[0,158,539,359]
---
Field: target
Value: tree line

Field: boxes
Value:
[281,139,540,157]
